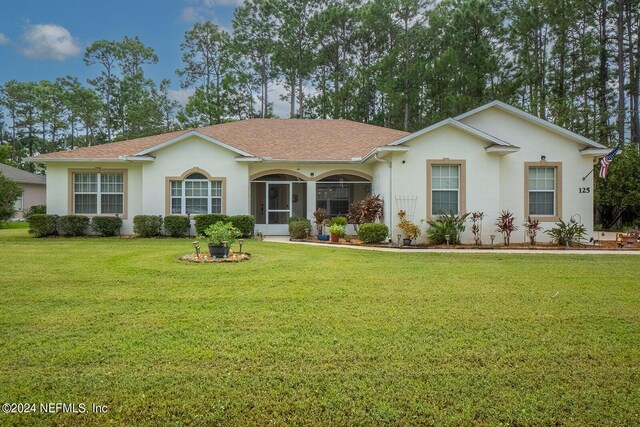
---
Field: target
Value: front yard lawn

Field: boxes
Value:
[1,229,639,425]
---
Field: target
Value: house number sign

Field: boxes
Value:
[579,187,591,193]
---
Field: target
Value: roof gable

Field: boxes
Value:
[455,101,606,149]
[388,118,517,148]
[135,131,253,157]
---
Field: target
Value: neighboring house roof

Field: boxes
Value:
[0,163,46,184]
[30,119,410,162]
[455,100,607,149]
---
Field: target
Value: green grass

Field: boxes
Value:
[1,229,639,426]
[0,221,28,229]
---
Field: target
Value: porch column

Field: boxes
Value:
[306,180,316,224]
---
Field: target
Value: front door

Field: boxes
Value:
[266,182,291,235]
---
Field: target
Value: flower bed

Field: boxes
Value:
[179,251,251,263]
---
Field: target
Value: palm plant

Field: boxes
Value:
[495,210,517,246]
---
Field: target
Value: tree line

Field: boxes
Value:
[0,0,638,164]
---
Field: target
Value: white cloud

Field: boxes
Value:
[270,82,291,118]
[20,24,80,61]
[180,0,244,24]
[0,33,9,45]
[167,88,195,106]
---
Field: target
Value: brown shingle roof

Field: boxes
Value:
[32,119,409,162]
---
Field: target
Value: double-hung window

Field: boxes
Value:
[170,173,223,215]
[528,166,555,216]
[73,172,124,215]
[431,164,460,215]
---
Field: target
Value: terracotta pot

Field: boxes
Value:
[330,233,340,242]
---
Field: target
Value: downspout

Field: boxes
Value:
[374,153,392,241]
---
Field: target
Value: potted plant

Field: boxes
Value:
[329,223,346,242]
[397,210,421,246]
[313,208,330,241]
[199,221,242,257]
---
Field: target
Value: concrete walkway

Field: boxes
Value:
[263,236,640,255]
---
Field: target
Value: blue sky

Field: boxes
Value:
[0,0,241,105]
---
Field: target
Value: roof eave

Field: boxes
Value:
[580,148,613,156]
[485,145,520,155]
[26,157,154,163]
[361,146,410,162]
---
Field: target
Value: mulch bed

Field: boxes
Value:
[290,238,640,251]
[179,251,251,263]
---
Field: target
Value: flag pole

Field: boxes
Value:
[582,168,594,181]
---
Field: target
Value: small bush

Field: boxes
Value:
[24,204,46,220]
[330,216,348,227]
[194,214,229,236]
[27,214,59,237]
[289,216,308,224]
[58,215,90,236]
[426,212,469,245]
[229,215,255,237]
[329,223,346,237]
[199,221,242,245]
[289,219,310,239]
[164,215,190,237]
[133,215,163,237]
[358,223,389,244]
[546,219,587,247]
[91,216,123,236]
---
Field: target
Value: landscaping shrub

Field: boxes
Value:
[426,212,469,245]
[164,215,190,237]
[58,215,90,236]
[91,216,123,236]
[358,223,389,244]
[229,215,255,237]
[0,172,21,223]
[329,223,346,237]
[523,216,542,245]
[289,219,310,239]
[133,215,163,237]
[546,219,587,247]
[289,216,308,224]
[329,216,348,227]
[194,214,229,236]
[24,204,46,220]
[495,210,517,246]
[27,214,59,237]
[347,194,384,231]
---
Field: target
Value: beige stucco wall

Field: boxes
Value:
[388,125,502,244]
[45,162,143,234]
[459,108,596,242]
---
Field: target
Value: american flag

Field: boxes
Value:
[599,145,621,179]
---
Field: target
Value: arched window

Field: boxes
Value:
[316,174,371,217]
[170,172,223,215]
